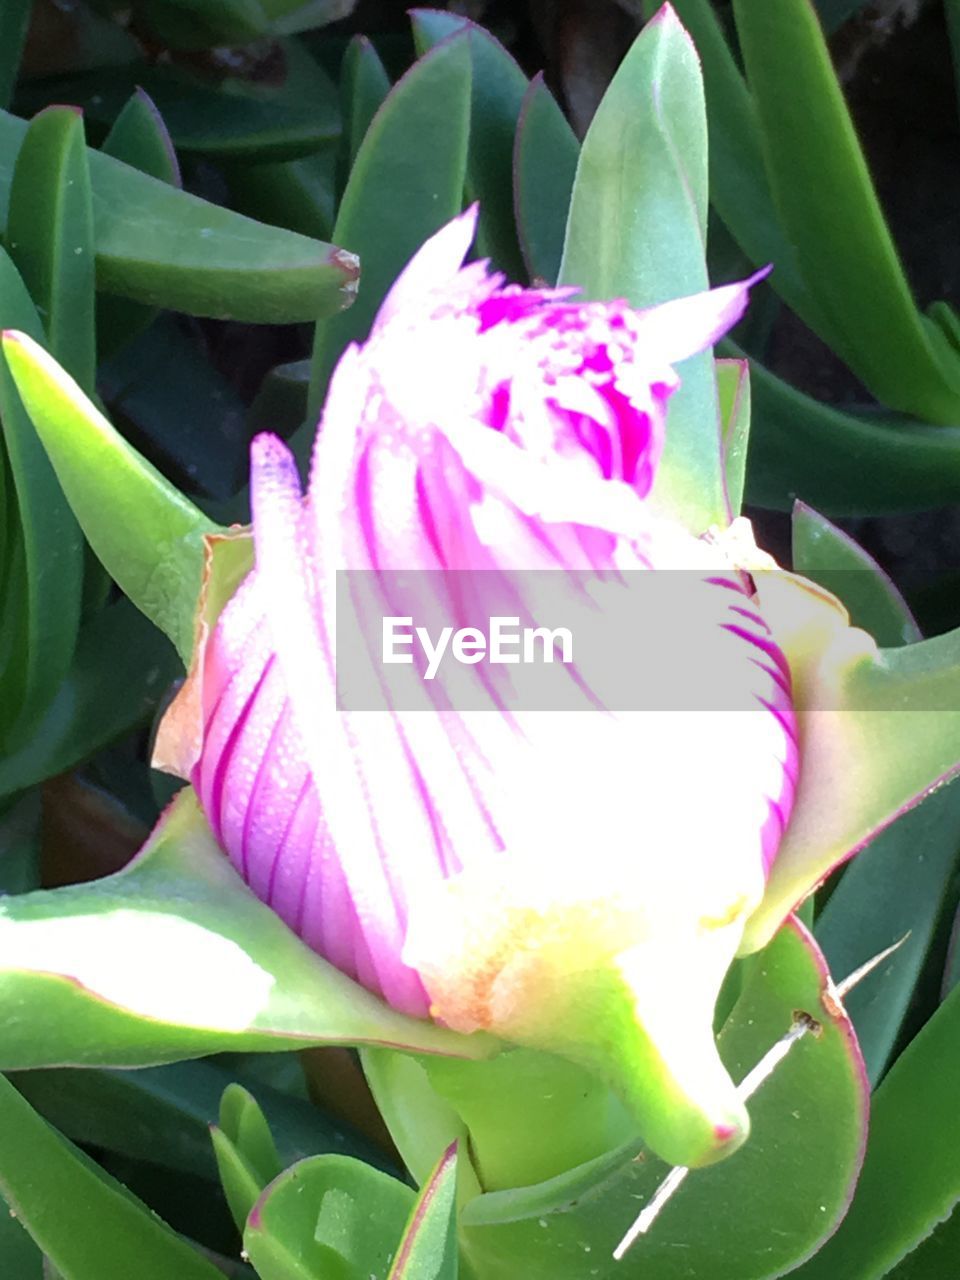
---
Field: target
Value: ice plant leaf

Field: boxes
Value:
[459,921,867,1280]
[0,788,494,1068]
[559,4,726,532]
[0,1074,223,1279]
[791,981,960,1280]
[244,1155,415,1280]
[792,501,920,647]
[306,31,471,420]
[0,259,83,731]
[513,72,579,286]
[737,345,960,516]
[388,1144,459,1280]
[0,107,359,323]
[412,9,529,279]
[742,574,960,952]
[6,106,96,393]
[0,329,216,662]
[731,0,960,423]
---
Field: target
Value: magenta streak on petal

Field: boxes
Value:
[199,654,275,849]
[704,575,752,596]
[721,622,793,684]
[748,656,793,704]
[728,604,773,634]
[240,693,299,890]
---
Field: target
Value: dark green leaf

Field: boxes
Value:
[732,0,960,423]
[792,982,960,1279]
[339,35,391,176]
[306,32,471,423]
[792,502,920,647]
[0,1074,223,1280]
[411,10,528,279]
[739,348,960,516]
[0,108,358,323]
[0,597,179,799]
[0,255,84,731]
[222,151,337,242]
[0,791,40,895]
[513,73,578,286]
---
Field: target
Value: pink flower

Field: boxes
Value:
[157,209,797,1165]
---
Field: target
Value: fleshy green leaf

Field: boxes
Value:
[0,791,40,895]
[0,597,178,799]
[0,257,83,732]
[792,502,920,647]
[0,330,216,661]
[459,920,866,1280]
[731,0,960,423]
[559,7,726,532]
[212,1083,285,1229]
[0,787,495,1068]
[0,1074,223,1280]
[223,152,337,243]
[792,982,960,1279]
[306,32,471,422]
[739,347,960,515]
[388,1145,458,1280]
[245,1155,415,1280]
[339,35,391,175]
[411,10,528,279]
[0,108,358,323]
[513,73,578,286]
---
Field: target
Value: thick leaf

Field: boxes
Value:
[411,10,527,279]
[248,358,310,440]
[0,597,179,799]
[339,35,391,175]
[0,108,358,323]
[742,579,960,952]
[739,347,960,515]
[459,920,866,1280]
[245,1155,415,1280]
[0,257,84,730]
[816,787,960,1085]
[716,358,750,516]
[0,1074,223,1280]
[792,503,920,647]
[12,1058,387,1184]
[559,7,726,532]
[0,787,495,1068]
[213,1084,283,1231]
[388,1145,458,1280]
[34,55,340,163]
[0,0,30,109]
[224,151,337,242]
[7,107,96,391]
[792,982,960,1279]
[139,0,269,46]
[99,88,181,356]
[1,330,216,661]
[732,0,960,423]
[0,1201,42,1280]
[306,33,471,422]
[512,73,578,286]
[645,0,818,325]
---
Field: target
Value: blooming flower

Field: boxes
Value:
[156,209,797,1166]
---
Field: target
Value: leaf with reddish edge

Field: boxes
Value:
[388,1144,459,1280]
[457,919,867,1280]
[244,1155,415,1280]
[741,571,960,954]
[792,501,920,648]
[0,788,496,1069]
